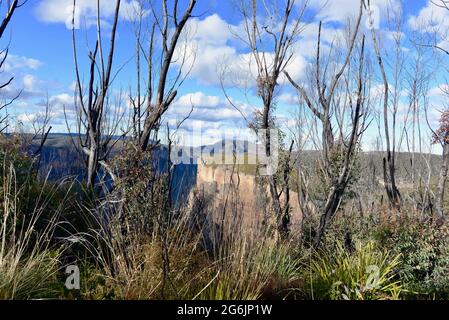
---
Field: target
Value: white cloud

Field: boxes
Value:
[428,84,449,97]
[166,91,255,138]
[278,93,300,105]
[35,0,145,28]
[175,13,310,87]
[409,0,449,32]
[308,0,401,25]
[17,113,37,124]
[173,14,237,86]
[187,14,233,47]
[4,55,43,72]
[50,93,73,106]
[0,73,46,101]
[22,74,39,91]
[176,91,221,109]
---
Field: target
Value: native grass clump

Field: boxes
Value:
[0,138,69,300]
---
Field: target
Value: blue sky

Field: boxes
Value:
[1,0,447,151]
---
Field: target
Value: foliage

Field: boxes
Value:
[313,142,362,205]
[374,218,449,298]
[0,163,64,299]
[198,234,302,300]
[433,110,449,145]
[307,241,402,300]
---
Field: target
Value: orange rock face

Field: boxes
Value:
[193,159,303,234]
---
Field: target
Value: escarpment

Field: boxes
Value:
[191,159,303,234]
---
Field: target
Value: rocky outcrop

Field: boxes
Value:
[193,159,303,233]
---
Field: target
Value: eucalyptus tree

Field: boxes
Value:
[71,0,123,188]
[234,0,306,236]
[285,0,368,245]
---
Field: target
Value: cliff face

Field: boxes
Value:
[194,160,302,232]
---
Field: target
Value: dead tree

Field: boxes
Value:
[130,0,197,151]
[0,0,23,38]
[285,0,367,246]
[71,0,123,188]
[30,93,52,171]
[233,0,305,237]
[398,29,435,214]
[426,0,449,222]
[369,1,403,209]
[433,109,449,223]
[0,0,26,132]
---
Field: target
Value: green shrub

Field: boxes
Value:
[308,241,402,300]
[379,221,449,298]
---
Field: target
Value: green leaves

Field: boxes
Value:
[309,241,402,300]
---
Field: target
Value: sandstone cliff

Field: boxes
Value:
[192,159,302,233]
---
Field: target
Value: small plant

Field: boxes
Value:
[197,228,302,300]
[308,241,402,300]
[0,164,65,299]
[382,221,449,298]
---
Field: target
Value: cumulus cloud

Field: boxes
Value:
[49,93,74,107]
[173,14,236,86]
[4,55,43,72]
[278,93,300,105]
[174,13,309,88]
[428,84,449,97]
[307,0,401,25]
[35,0,145,28]
[0,54,44,102]
[168,91,251,124]
[18,92,77,129]
[0,74,45,101]
[175,91,221,109]
[17,113,37,124]
[409,0,449,31]
[22,74,40,91]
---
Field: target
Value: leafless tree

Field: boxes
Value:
[129,0,197,151]
[233,0,306,237]
[398,30,435,213]
[428,1,449,222]
[71,0,124,188]
[0,0,26,133]
[412,0,449,223]
[30,93,52,169]
[285,0,367,245]
[369,1,405,209]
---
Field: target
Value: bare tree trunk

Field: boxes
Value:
[0,0,24,132]
[369,2,402,209]
[233,0,305,237]
[314,185,345,245]
[0,0,20,39]
[71,0,123,190]
[136,0,197,152]
[286,1,366,246]
[86,144,99,188]
[436,143,449,222]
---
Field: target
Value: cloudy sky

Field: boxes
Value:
[1,0,447,151]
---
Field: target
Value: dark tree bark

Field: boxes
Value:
[71,0,122,189]
[134,0,197,152]
[285,0,366,246]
